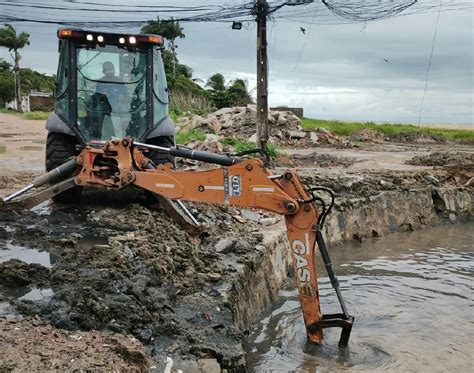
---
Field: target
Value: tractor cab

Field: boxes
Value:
[50,28,172,145]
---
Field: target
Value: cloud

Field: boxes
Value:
[0,1,472,124]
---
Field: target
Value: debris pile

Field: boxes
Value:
[349,128,385,142]
[277,152,356,168]
[176,105,342,147]
[407,151,474,167]
[389,131,444,144]
[0,318,153,371]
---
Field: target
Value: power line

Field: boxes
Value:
[292,3,319,71]
[0,0,472,28]
[418,0,443,124]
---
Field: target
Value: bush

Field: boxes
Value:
[175,129,206,144]
[169,90,215,116]
[222,138,278,159]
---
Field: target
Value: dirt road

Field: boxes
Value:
[0,113,47,175]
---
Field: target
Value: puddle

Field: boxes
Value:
[0,301,16,317]
[0,133,18,138]
[19,288,54,302]
[0,241,52,267]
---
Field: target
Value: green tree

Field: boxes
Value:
[206,73,226,92]
[205,74,253,109]
[20,68,55,93]
[0,73,15,105]
[0,25,30,112]
[227,79,252,106]
[142,18,185,76]
[0,58,12,72]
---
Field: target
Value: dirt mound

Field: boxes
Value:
[0,318,152,371]
[389,131,444,144]
[349,128,385,142]
[277,152,356,168]
[407,152,474,167]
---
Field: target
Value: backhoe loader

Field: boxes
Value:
[2,29,353,347]
[45,28,175,202]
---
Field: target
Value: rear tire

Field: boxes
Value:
[144,135,175,204]
[45,132,82,203]
[146,135,175,166]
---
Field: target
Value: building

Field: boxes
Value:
[5,91,54,112]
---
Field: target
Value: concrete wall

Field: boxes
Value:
[270,107,304,119]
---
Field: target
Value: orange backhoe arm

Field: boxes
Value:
[2,138,353,346]
[133,160,324,343]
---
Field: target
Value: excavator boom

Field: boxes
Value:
[2,138,353,346]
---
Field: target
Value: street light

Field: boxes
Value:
[232,21,243,30]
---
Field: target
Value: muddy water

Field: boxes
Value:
[246,224,473,372]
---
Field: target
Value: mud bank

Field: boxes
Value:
[0,197,282,371]
[1,153,473,372]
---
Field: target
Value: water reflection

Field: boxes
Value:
[246,224,474,372]
[0,241,52,267]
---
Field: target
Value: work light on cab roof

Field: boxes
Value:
[57,28,163,46]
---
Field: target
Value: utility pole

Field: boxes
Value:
[256,0,269,152]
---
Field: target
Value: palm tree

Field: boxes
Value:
[205,73,226,93]
[141,18,185,76]
[0,25,30,112]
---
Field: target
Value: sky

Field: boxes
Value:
[0,0,473,125]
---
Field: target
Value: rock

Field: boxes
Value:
[241,209,260,222]
[205,134,220,142]
[424,175,440,187]
[273,130,284,139]
[316,127,332,136]
[248,133,257,143]
[286,130,306,139]
[215,238,237,253]
[259,217,277,226]
[208,119,222,134]
[176,114,203,132]
[308,132,319,144]
[232,215,246,223]
[207,272,222,281]
[379,180,393,187]
[214,107,234,117]
[198,358,221,373]
[251,232,264,241]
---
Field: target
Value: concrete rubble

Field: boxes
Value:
[175,105,342,147]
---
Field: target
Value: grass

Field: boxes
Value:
[0,145,5,155]
[301,118,474,142]
[175,129,207,144]
[22,111,51,120]
[0,108,50,120]
[222,138,278,159]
